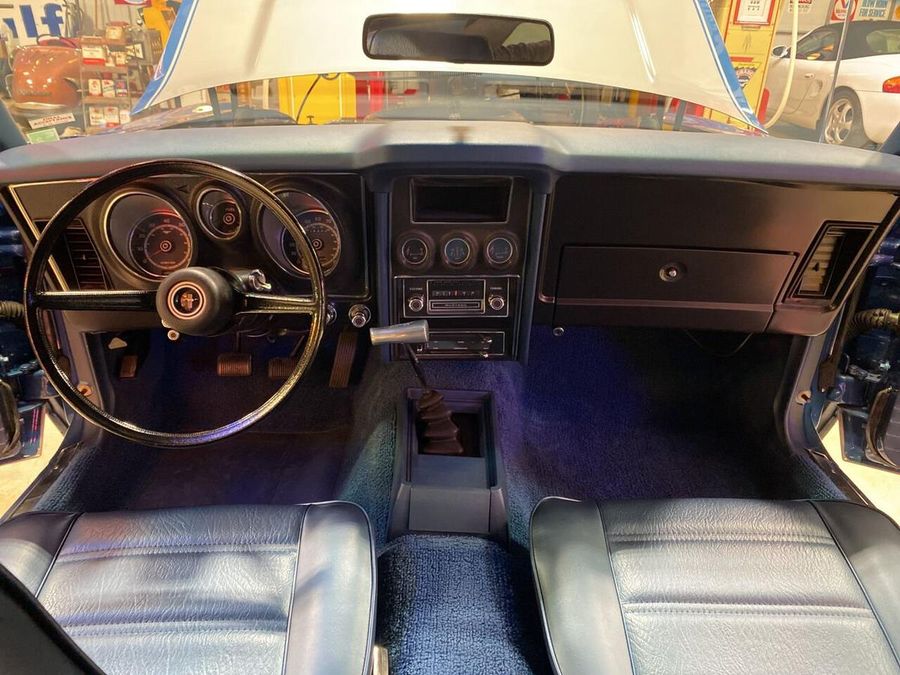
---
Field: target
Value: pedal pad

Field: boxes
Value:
[329,329,359,389]
[267,357,297,380]
[119,354,139,379]
[217,353,252,377]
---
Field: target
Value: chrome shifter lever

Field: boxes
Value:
[369,320,430,346]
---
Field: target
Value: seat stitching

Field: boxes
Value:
[66,627,287,638]
[623,607,878,619]
[621,601,871,613]
[62,618,287,631]
[607,535,835,544]
[57,542,296,556]
[56,544,295,562]
[606,532,834,542]
[36,513,80,599]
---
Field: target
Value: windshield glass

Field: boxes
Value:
[0,0,897,152]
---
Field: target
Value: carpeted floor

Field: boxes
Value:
[36,428,349,512]
[36,327,354,512]
[377,535,550,675]
[338,326,843,546]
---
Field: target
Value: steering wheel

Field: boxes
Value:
[23,159,327,448]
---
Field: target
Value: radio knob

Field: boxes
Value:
[408,295,425,313]
[488,295,506,312]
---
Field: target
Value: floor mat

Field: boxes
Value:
[36,428,349,512]
[377,535,550,675]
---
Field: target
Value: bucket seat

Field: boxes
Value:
[531,498,900,675]
[0,502,375,675]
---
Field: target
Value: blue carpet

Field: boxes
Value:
[377,535,550,675]
[338,327,842,546]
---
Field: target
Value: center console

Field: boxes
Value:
[390,176,530,359]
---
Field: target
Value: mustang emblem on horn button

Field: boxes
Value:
[168,282,205,319]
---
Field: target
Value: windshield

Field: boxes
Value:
[0,1,897,152]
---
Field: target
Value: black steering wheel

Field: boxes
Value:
[23,159,327,448]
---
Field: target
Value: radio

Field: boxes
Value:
[400,277,514,319]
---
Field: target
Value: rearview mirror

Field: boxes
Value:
[364,13,554,66]
[772,45,789,57]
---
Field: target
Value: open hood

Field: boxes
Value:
[134,0,762,130]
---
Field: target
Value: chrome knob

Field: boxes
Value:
[408,295,425,313]
[349,304,371,329]
[488,295,506,312]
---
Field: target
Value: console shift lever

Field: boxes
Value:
[369,320,464,456]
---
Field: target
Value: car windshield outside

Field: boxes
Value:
[0,0,897,151]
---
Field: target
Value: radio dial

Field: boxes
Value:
[408,295,425,313]
[489,295,506,312]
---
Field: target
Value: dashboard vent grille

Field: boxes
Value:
[788,223,875,305]
[38,220,110,290]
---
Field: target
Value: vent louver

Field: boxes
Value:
[789,223,875,305]
[63,221,109,290]
[37,220,110,290]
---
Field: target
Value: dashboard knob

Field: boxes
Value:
[349,304,371,328]
[488,295,506,312]
[408,295,425,313]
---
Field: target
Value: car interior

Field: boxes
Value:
[0,5,899,675]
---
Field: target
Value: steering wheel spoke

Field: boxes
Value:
[34,289,158,312]
[238,292,319,315]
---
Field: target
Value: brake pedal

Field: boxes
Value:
[267,357,296,379]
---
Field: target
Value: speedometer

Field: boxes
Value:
[128,212,193,279]
[258,189,343,278]
[281,210,342,276]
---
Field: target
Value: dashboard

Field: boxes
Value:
[2,122,899,362]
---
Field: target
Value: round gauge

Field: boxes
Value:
[127,212,193,279]
[280,210,342,276]
[442,236,473,267]
[485,236,516,267]
[399,235,432,269]
[197,188,242,239]
[259,189,343,278]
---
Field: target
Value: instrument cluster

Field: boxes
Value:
[103,182,345,284]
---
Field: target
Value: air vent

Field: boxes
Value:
[789,223,875,304]
[38,220,110,290]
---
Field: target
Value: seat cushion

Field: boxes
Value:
[531,498,900,675]
[0,502,375,675]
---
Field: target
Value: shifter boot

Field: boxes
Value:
[417,389,464,455]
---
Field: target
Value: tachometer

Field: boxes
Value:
[281,210,342,276]
[128,211,193,279]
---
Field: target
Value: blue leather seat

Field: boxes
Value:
[0,502,376,675]
[531,498,900,675]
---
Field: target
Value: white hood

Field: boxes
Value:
[134,0,761,129]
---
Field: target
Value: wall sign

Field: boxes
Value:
[734,0,776,25]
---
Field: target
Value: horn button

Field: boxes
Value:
[156,268,235,335]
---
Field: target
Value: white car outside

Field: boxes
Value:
[766,21,900,147]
